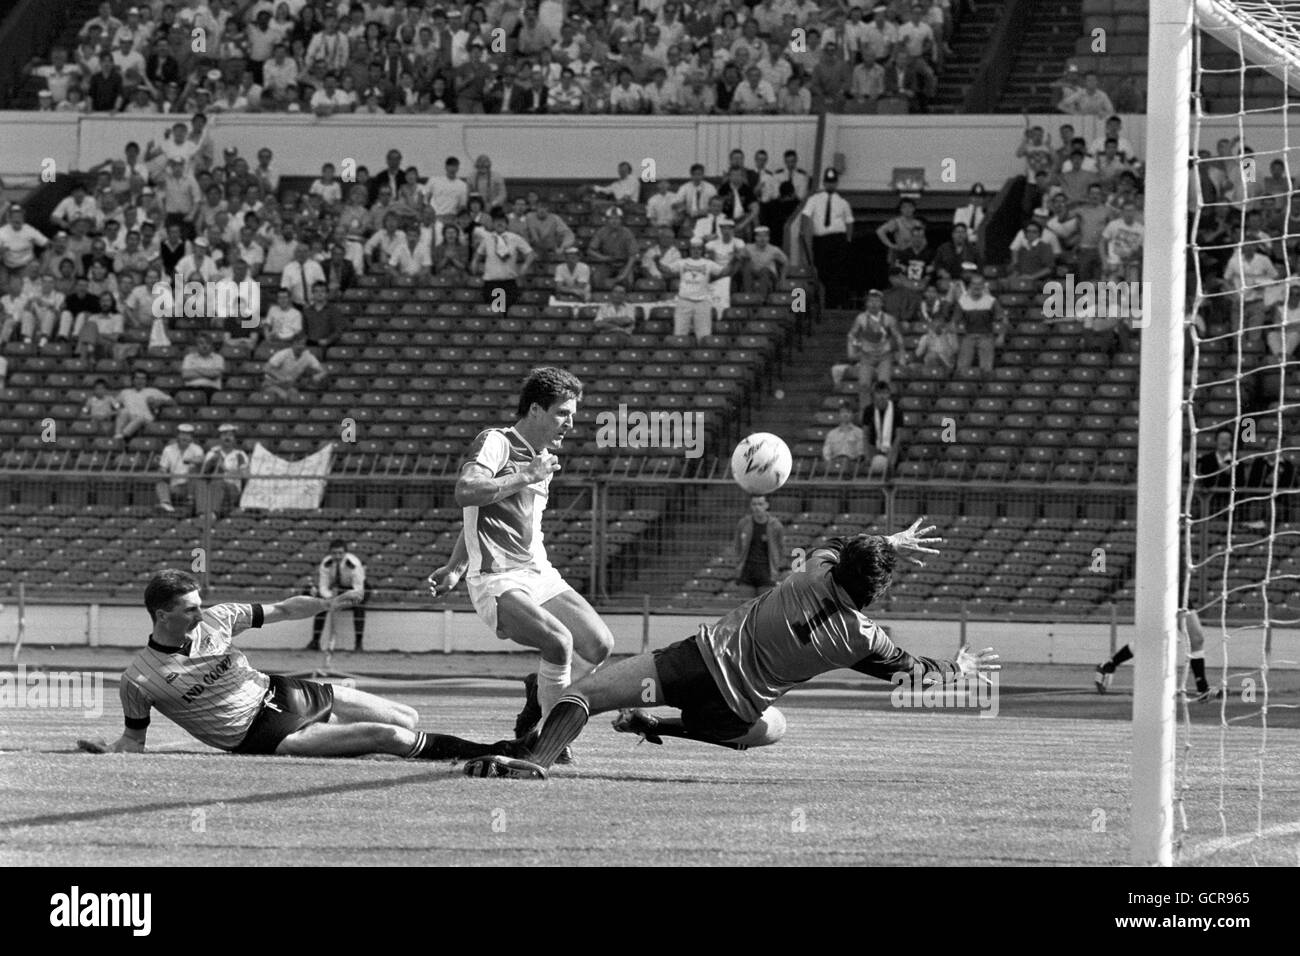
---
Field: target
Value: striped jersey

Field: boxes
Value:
[120,603,270,751]
[696,541,952,723]
[460,427,552,575]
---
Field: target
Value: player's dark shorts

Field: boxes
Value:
[652,636,753,742]
[233,675,334,755]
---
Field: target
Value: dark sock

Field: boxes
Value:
[1105,644,1134,673]
[1190,657,1208,692]
[407,731,502,761]
[645,715,747,751]
[530,696,590,768]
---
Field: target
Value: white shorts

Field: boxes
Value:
[468,562,573,637]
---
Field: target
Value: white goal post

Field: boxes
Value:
[1135,0,1300,867]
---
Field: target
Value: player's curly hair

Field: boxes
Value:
[517,367,584,418]
[144,569,200,621]
[831,534,896,608]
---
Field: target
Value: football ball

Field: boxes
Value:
[731,433,793,496]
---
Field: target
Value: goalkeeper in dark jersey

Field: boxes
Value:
[464,519,1001,779]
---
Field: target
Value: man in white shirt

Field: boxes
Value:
[692,196,727,243]
[1100,200,1144,281]
[363,213,407,273]
[115,369,174,441]
[0,204,49,280]
[731,66,777,114]
[775,150,811,202]
[674,164,718,231]
[591,161,640,203]
[51,184,101,232]
[661,236,730,339]
[262,43,298,92]
[705,219,746,311]
[802,167,854,308]
[1059,72,1114,117]
[264,336,327,402]
[474,210,534,312]
[156,423,206,514]
[553,247,592,302]
[265,287,304,343]
[429,156,469,221]
[952,182,989,235]
[310,72,354,115]
[280,244,326,307]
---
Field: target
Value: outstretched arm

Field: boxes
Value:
[853,637,1000,686]
[263,590,361,625]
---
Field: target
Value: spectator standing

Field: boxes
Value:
[803,168,854,308]
[733,495,786,598]
[740,225,788,297]
[474,210,534,311]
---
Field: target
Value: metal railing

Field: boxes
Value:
[2,468,1293,624]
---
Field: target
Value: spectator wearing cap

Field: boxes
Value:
[661,236,731,339]
[955,274,1006,375]
[175,235,220,282]
[823,402,866,467]
[837,289,905,410]
[953,183,989,235]
[705,218,746,312]
[587,206,638,290]
[196,423,250,519]
[264,334,327,402]
[156,423,205,514]
[473,209,534,311]
[553,246,592,303]
[181,332,225,402]
[803,167,854,309]
[0,204,48,282]
[740,225,789,297]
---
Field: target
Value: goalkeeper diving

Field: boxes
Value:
[461,518,1002,779]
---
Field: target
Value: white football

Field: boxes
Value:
[731,433,793,496]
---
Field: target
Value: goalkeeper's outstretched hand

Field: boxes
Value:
[955,645,1001,687]
[887,516,943,566]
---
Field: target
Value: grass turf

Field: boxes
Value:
[2,663,1298,866]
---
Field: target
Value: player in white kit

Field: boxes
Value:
[429,368,614,754]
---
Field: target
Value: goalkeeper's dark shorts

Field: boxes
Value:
[233,675,334,755]
[652,636,754,742]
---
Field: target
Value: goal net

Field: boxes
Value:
[1137,0,1300,866]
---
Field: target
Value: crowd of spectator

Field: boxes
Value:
[26,0,961,116]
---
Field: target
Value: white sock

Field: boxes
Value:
[537,658,572,720]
